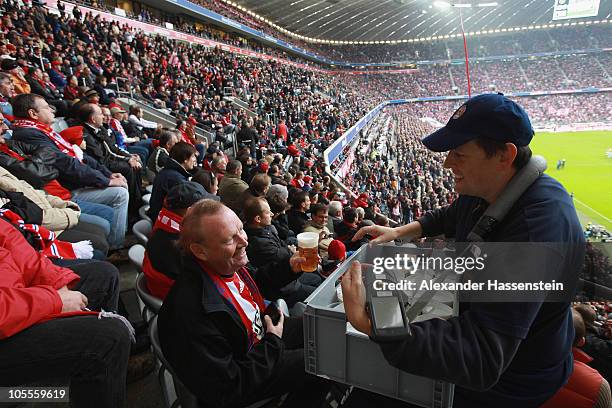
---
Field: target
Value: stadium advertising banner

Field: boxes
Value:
[553,0,601,20]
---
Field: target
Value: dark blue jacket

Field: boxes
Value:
[158,253,300,408]
[12,126,111,190]
[376,174,585,408]
[147,158,191,221]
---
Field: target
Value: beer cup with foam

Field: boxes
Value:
[297,232,319,272]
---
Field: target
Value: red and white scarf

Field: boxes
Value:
[153,208,182,234]
[0,208,92,259]
[12,119,82,162]
[199,261,266,349]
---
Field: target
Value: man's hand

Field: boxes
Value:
[58,286,88,313]
[110,173,123,179]
[128,156,142,169]
[115,173,128,183]
[288,252,321,273]
[288,244,296,254]
[289,253,307,273]
[353,225,399,245]
[108,177,127,188]
[341,261,372,336]
[264,310,284,338]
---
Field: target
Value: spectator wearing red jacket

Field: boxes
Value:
[0,218,131,407]
[276,119,288,143]
[143,182,209,299]
[541,308,611,408]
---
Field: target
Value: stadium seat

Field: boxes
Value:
[146,169,156,184]
[51,117,69,134]
[135,273,162,322]
[132,219,153,246]
[139,205,152,223]
[149,316,199,408]
[128,244,145,271]
[149,315,283,408]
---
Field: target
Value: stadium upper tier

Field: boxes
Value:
[63,0,611,66]
[15,0,610,132]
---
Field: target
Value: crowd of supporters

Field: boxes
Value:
[335,107,455,224]
[317,25,612,63]
[350,53,612,100]
[369,93,612,126]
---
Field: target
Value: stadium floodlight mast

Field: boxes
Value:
[434,1,498,96]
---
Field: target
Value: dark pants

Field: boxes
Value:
[239,317,331,408]
[108,160,142,215]
[51,259,120,311]
[0,316,131,408]
[0,260,129,407]
[195,143,205,164]
[126,139,152,165]
[58,221,110,260]
[282,273,323,307]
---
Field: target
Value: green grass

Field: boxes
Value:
[530,130,612,231]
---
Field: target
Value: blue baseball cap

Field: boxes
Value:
[422,93,534,152]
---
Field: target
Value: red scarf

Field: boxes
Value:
[199,261,266,349]
[179,129,193,145]
[0,143,72,200]
[0,209,91,259]
[12,119,82,162]
[153,208,182,234]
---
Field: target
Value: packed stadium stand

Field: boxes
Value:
[0,0,610,406]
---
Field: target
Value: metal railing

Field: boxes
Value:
[115,76,134,99]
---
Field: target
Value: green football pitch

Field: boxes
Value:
[530,130,612,231]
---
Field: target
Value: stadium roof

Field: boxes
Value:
[225,0,612,43]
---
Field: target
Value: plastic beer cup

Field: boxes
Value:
[297,232,319,272]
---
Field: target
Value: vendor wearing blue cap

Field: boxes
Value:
[344,94,586,407]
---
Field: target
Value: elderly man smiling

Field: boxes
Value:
[158,200,330,408]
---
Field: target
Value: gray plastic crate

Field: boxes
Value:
[303,243,455,408]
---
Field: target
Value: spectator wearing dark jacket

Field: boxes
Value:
[26,67,70,117]
[10,94,128,249]
[236,118,258,158]
[147,130,176,174]
[267,185,296,245]
[148,142,197,221]
[287,189,310,236]
[244,197,293,268]
[80,103,142,214]
[243,197,320,307]
[158,200,330,408]
[236,173,270,217]
[93,75,113,105]
[334,207,368,252]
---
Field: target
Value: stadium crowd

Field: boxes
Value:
[316,25,612,63]
[368,93,612,127]
[335,108,455,224]
[0,0,610,407]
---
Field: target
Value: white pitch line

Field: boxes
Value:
[573,197,612,223]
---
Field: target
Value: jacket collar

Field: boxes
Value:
[289,208,309,220]
[164,158,192,178]
[572,347,594,364]
[84,122,101,135]
[244,224,273,238]
[183,254,236,314]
